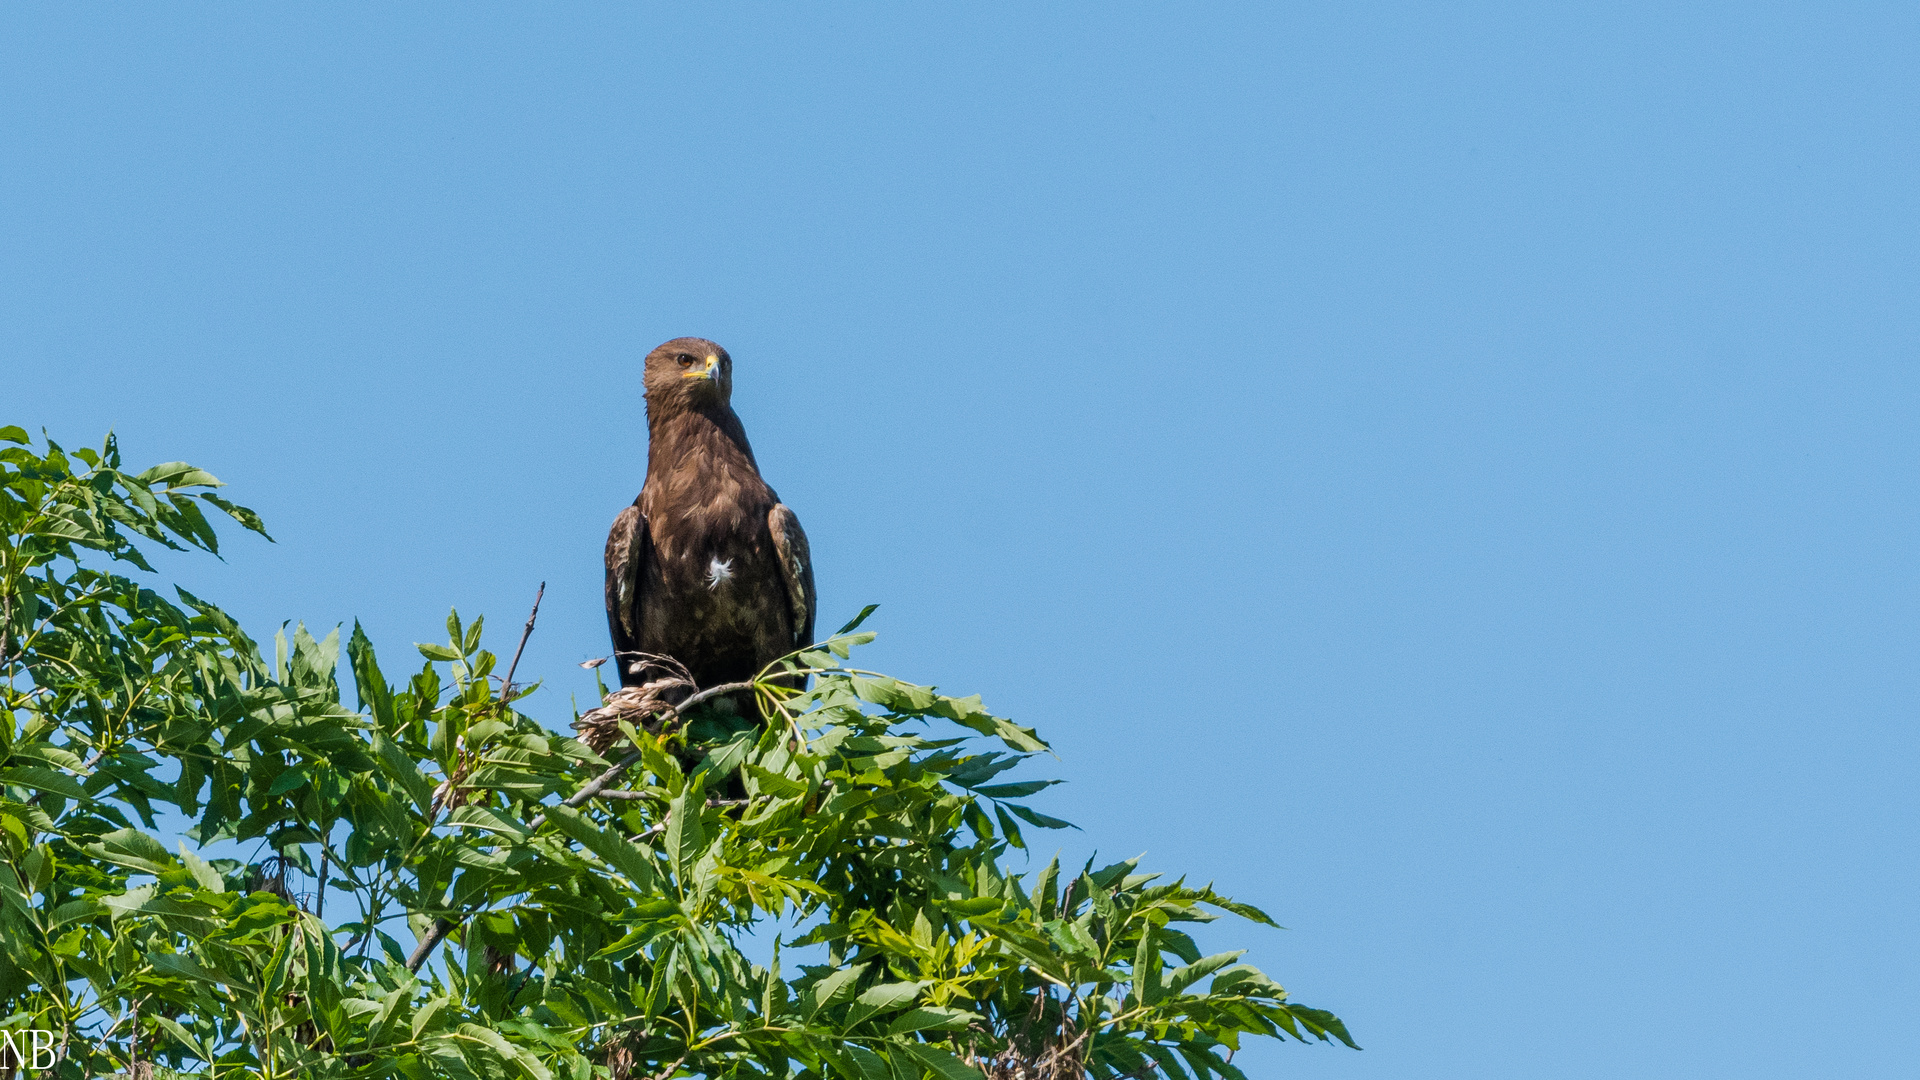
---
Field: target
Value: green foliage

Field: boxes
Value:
[0,427,1354,1080]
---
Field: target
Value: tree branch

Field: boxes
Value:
[499,582,545,704]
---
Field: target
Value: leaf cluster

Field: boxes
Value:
[0,428,1353,1080]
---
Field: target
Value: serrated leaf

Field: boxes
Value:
[0,766,86,800]
[544,804,657,890]
[807,964,865,1021]
[412,996,449,1039]
[1034,856,1061,920]
[446,804,530,839]
[1166,950,1246,996]
[666,777,708,884]
[833,604,880,636]
[265,766,309,797]
[152,1015,206,1057]
[842,980,924,1029]
[970,780,1060,799]
[178,844,224,893]
[993,805,1025,849]
[1209,895,1281,927]
[91,828,172,874]
[149,950,221,985]
[745,763,808,798]
[1007,803,1075,830]
[886,1006,977,1034]
[844,1045,892,1080]
[1136,921,1162,1004]
[372,730,436,813]
[899,1043,985,1080]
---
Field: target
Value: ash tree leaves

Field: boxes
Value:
[0,427,1354,1080]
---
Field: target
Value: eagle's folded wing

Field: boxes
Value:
[768,503,816,649]
[604,501,651,684]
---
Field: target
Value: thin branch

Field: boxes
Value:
[499,582,545,704]
[647,1052,689,1080]
[530,679,754,830]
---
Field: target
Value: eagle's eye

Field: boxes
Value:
[676,354,696,368]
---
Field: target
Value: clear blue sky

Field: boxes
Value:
[5,4,1916,1077]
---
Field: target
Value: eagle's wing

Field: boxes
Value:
[767,503,816,649]
[604,500,652,686]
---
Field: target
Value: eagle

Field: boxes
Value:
[602,337,816,710]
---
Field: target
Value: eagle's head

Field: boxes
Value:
[643,337,733,410]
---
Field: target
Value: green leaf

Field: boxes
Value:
[417,642,461,662]
[993,804,1025,850]
[833,604,881,636]
[1208,895,1281,928]
[844,1045,892,1080]
[1136,921,1163,1004]
[151,1015,207,1058]
[807,963,865,1021]
[90,828,173,874]
[970,780,1060,799]
[265,766,310,797]
[745,763,808,798]
[695,730,753,784]
[898,1043,985,1080]
[1166,951,1246,996]
[0,766,87,801]
[261,925,297,997]
[544,804,657,890]
[446,804,531,839]
[1033,856,1061,920]
[666,775,708,884]
[412,996,450,1039]
[198,491,272,538]
[138,461,221,488]
[149,950,222,985]
[457,1022,551,1080]
[372,730,436,814]
[1286,1003,1362,1049]
[842,980,925,1029]
[1008,803,1075,830]
[350,621,395,721]
[179,844,224,893]
[0,425,28,444]
[886,1006,977,1034]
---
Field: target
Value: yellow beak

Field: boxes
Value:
[683,355,720,380]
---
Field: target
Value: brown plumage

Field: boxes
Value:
[602,337,817,707]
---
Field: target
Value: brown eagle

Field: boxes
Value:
[602,337,816,702]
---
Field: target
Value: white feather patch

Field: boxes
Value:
[705,556,734,590]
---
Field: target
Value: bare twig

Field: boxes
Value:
[423,582,546,824]
[0,580,13,674]
[500,582,546,704]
